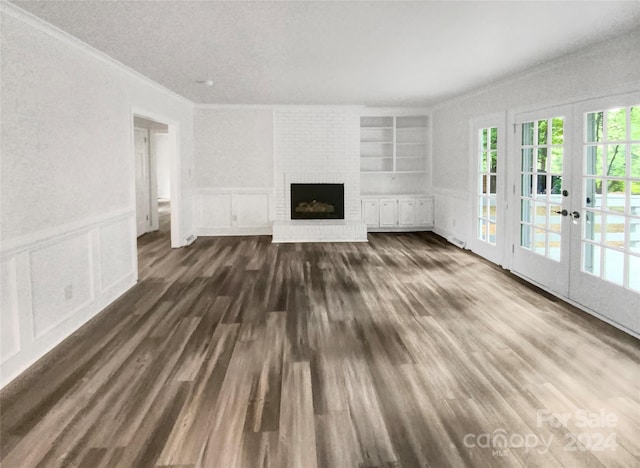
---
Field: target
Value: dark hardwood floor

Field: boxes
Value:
[1,210,639,467]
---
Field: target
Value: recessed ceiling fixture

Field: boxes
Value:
[197,79,214,87]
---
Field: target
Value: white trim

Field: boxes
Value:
[367,227,432,233]
[195,187,274,195]
[0,209,134,259]
[195,104,365,110]
[0,2,194,107]
[148,130,161,232]
[0,213,137,389]
[197,227,272,237]
[131,107,185,248]
[512,272,639,340]
[359,107,433,116]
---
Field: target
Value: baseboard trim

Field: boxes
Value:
[273,237,368,243]
[511,271,639,339]
[196,227,272,237]
[367,226,433,233]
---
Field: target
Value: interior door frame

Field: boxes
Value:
[468,112,507,266]
[509,104,574,297]
[130,107,183,250]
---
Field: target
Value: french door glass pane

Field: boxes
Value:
[629,255,640,292]
[520,117,564,260]
[477,126,498,246]
[584,242,601,276]
[582,105,640,292]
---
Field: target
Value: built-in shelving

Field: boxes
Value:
[360,114,428,194]
[359,117,395,172]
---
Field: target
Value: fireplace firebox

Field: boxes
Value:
[290,183,344,220]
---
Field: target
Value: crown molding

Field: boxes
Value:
[195,103,367,111]
[358,106,433,116]
[1,1,194,108]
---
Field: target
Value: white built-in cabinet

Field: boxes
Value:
[379,199,398,227]
[360,112,434,232]
[362,199,379,227]
[362,196,434,231]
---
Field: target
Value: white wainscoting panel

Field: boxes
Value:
[236,193,270,227]
[30,233,94,338]
[0,209,137,389]
[100,216,136,291]
[199,193,233,228]
[181,191,196,246]
[432,187,471,248]
[0,258,20,363]
[195,188,274,236]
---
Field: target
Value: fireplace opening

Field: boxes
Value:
[290,183,344,220]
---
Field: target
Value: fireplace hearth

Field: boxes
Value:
[290,183,344,220]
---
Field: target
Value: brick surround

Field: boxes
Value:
[272,108,366,242]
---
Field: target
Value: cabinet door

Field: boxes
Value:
[415,198,434,226]
[362,199,379,227]
[398,199,416,226]
[379,199,398,227]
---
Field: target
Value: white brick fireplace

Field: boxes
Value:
[272,107,367,242]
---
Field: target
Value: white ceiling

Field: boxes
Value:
[12,1,640,107]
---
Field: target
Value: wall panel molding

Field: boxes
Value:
[0,210,137,388]
[1,208,135,259]
[194,188,274,236]
[0,258,21,364]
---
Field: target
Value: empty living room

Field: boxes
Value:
[1,1,639,467]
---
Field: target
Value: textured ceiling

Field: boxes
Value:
[11,1,640,106]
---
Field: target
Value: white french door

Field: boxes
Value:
[568,93,640,333]
[511,95,640,334]
[470,115,506,266]
[512,105,573,297]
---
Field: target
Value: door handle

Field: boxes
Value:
[553,209,569,216]
[570,211,580,220]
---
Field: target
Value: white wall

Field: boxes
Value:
[192,108,274,236]
[431,29,640,244]
[0,4,195,388]
[195,108,274,188]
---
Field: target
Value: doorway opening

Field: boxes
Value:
[134,115,170,236]
[132,111,180,278]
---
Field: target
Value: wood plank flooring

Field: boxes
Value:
[1,215,639,467]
